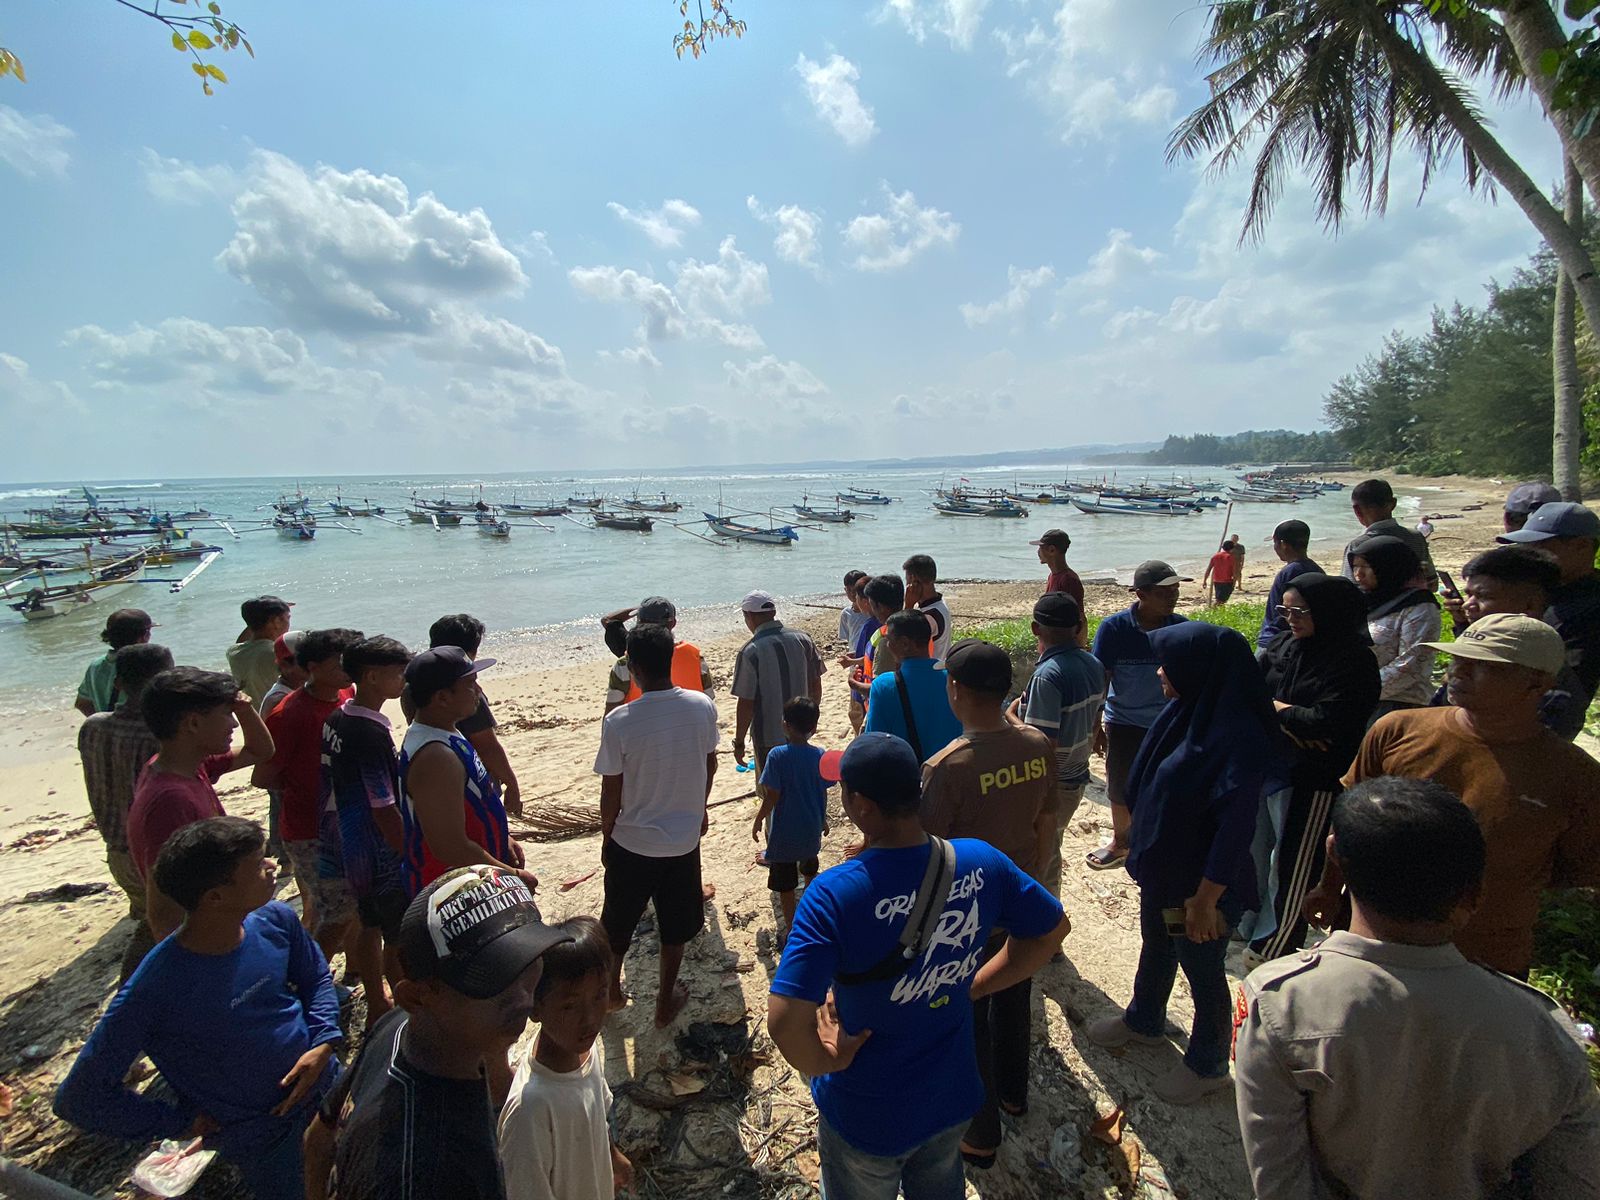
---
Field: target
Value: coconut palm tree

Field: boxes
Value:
[1173,0,1600,349]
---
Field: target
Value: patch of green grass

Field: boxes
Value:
[955,600,1270,658]
[1190,601,1270,649]
[1529,889,1600,1083]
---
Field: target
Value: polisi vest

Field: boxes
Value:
[624,642,705,701]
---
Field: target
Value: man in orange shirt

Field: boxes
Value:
[1202,538,1239,604]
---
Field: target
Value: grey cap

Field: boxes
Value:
[1504,482,1562,516]
[1497,501,1600,544]
[636,596,676,624]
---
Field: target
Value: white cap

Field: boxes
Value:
[740,590,777,613]
[1421,613,1566,677]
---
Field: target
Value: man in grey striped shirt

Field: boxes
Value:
[731,591,824,773]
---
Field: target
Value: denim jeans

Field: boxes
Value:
[817,1114,967,1200]
[1124,889,1241,1077]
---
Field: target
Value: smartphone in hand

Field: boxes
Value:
[1438,570,1460,600]
[1162,907,1187,938]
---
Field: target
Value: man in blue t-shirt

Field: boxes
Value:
[1015,593,1107,894]
[768,733,1069,1200]
[56,816,341,1200]
[1087,560,1188,872]
[1258,519,1323,646]
[863,611,962,762]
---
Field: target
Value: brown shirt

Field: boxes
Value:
[920,725,1055,878]
[1345,707,1600,975]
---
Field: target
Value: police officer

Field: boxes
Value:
[1235,777,1600,1199]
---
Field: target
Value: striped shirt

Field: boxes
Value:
[731,620,824,747]
[1021,644,1107,788]
[78,707,159,853]
[396,723,509,896]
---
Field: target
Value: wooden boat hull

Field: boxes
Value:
[837,494,893,506]
[1069,498,1188,516]
[793,506,853,523]
[704,514,799,543]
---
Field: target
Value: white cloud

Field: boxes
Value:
[881,0,991,50]
[747,196,823,271]
[843,185,960,271]
[795,54,878,148]
[420,309,565,377]
[724,355,828,400]
[993,0,1183,142]
[443,376,585,431]
[512,230,557,264]
[1068,228,1163,289]
[217,150,527,336]
[0,104,73,178]
[618,402,731,445]
[568,236,768,349]
[139,149,238,205]
[960,264,1055,326]
[598,344,662,369]
[606,198,702,248]
[64,318,356,398]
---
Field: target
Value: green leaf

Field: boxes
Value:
[1542,47,1565,77]
[171,31,186,51]
[10,54,23,83]
[192,61,207,76]
[205,63,227,82]
[242,36,254,58]
[208,1,222,11]
[187,30,215,49]
[1566,0,1600,19]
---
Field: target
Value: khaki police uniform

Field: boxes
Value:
[1234,931,1600,1199]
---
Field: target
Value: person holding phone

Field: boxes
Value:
[1085,623,1287,1105]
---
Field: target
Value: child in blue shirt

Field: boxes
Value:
[752,696,832,934]
[55,816,341,1200]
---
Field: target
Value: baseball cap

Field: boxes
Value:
[404,645,496,698]
[1272,519,1310,543]
[1132,560,1190,589]
[1033,592,1083,629]
[740,590,777,614]
[1420,613,1566,676]
[1497,502,1600,544]
[397,867,571,1000]
[819,732,921,807]
[274,629,306,665]
[1029,528,1071,550]
[1504,482,1562,516]
[241,595,294,626]
[945,638,1012,694]
[636,596,677,624]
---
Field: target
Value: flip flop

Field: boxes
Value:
[1085,845,1127,871]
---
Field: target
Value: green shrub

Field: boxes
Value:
[1529,890,1600,1083]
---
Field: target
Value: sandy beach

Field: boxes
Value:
[0,468,1570,1199]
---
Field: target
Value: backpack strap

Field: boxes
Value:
[894,670,924,763]
[835,837,957,986]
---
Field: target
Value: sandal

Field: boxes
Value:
[1086,844,1127,871]
[959,1145,997,1170]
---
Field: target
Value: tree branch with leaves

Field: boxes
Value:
[673,0,745,59]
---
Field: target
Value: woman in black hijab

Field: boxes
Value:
[1245,574,1380,961]
[1350,535,1441,716]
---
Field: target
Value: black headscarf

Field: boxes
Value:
[1259,573,1382,785]
[1349,535,1438,618]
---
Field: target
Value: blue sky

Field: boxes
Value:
[0,0,1565,477]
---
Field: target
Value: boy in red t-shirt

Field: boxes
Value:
[129,667,275,939]
[256,629,361,939]
[1203,538,1240,604]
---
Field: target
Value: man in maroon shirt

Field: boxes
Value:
[128,667,274,939]
[1032,529,1085,610]
[256,628,361,940]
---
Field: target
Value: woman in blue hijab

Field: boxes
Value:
[1086,622,1287,1105]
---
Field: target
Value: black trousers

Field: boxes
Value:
[966,935,1032,1151]
[1249,784,1338,961]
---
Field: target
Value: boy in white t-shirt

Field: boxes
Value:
[499,917,632,1200]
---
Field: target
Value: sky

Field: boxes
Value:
[0,0,1568,478]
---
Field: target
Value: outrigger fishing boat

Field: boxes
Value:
[617,492,683,514]
[275,514,317,540]
[406,508,463,527]
[933,497,1030,518]
[1227,487,1300,504]
[475,515,511,538]
[566,492,605,509]
[590,511,653,532]
[703,512,802,544]
[836,486,896,506]
[1069,496,1193,516]
[791,497,856,524]
[4,549,148,621]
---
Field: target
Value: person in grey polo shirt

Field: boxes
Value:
[732,591,824,773]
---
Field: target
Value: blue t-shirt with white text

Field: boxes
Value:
[769,839,1063,1157]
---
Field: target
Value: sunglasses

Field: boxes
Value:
[1275,604,1312,617]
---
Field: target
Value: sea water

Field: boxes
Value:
[0,463,1378,716]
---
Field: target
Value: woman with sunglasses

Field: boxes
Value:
[1243,574,1380,963]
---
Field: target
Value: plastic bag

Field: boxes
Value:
[131,1138,216,1198]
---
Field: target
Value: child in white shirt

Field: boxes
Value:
[498,917,632,1200]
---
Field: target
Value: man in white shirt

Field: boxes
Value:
[903,553,953,662]
[594,624,720,1030]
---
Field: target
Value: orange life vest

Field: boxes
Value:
[624,641,705,702]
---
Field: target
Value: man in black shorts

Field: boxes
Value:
[412,614,522,816]
[322,636,412,1027]
[593,625,720,1029]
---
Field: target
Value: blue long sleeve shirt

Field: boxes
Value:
[55,900,341,1156]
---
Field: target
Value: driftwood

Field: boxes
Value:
[512,790,758,844]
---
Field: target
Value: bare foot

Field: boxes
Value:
[654,981,689,1029]
[701,883,717,902]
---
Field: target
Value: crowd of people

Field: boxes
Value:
[43,480,1600,1199]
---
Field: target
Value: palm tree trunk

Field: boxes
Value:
[1555,156,1583,499]
[1496,0,1600,207]
[1365,14,1600,350]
